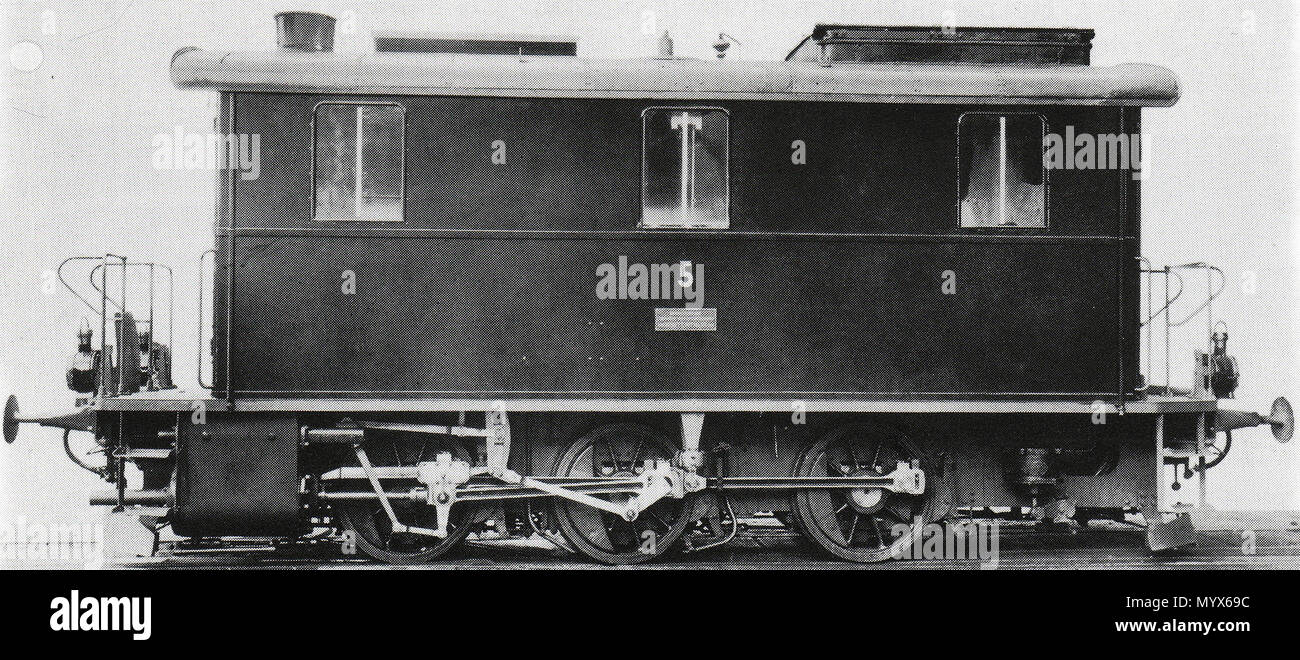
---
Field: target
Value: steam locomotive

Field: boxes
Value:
[5,13,1293,564]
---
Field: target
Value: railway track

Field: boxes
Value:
[101,524,1300,570]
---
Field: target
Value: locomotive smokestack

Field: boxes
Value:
[276,11,335,52]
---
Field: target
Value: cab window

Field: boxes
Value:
[641,107,729,229]
[313,103,404,222]
[959,113,1046,228]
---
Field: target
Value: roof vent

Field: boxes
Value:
[374,31,577,56]
[276,12,335,52]
[786,25,1093,65]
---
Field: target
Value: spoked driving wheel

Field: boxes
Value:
[791,423,932,563]
[335,433,480,565]
[552,423,695,564]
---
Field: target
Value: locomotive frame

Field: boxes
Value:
[5,16,1294,565]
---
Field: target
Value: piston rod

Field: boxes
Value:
[318,473,919,502]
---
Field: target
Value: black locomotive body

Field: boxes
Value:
[222,95,1133,398]
[6,16,1293,564]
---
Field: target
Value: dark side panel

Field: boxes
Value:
[232,94,1126,236]
[215,92,1134,400]
[228,235,1121,396]
[172,413,300,535]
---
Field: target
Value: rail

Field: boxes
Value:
[1138,257,1226,394]
[197,249,216,389]
[56,255,176,395]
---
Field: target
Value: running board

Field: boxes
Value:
[1186,509,1300,532]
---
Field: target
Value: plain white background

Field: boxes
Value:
[1,0,1296,536]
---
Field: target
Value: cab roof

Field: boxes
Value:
[170,45,1179,107]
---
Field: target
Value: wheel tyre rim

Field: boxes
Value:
[333,434,479,565]
[791,424,933,563]
[337,503,473,565]
[552,423,694,565]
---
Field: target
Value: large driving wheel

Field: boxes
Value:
[335,433,480,565]
[791,423,932,563]
[551,423,695,564]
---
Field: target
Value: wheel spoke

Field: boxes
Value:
[792,425,928,562]
[553,424,693,564]
[337,436,477,564]
[648,510,671,531]
[885,499,915,524]
[846,441,860,471]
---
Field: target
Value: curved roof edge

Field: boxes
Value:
[170,48,1180,107]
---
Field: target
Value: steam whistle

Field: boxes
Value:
[1214,396,1294,443]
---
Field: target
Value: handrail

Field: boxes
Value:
[87,265,123,311]
[197,249,216,389]
[1167,263,1225,328]
[1138,266,1183,326]
[1138,257,1227,393]
[100,254,127,397]
[90,262,174,328]
[57,256,114,313]
[1137,256,1154,390]
[89,262,175,388]
[89,262,173,311]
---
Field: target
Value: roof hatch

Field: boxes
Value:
[786,25,1094,65]
[374,31,577,56]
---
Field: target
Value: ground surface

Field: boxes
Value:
[105,523,1300,570]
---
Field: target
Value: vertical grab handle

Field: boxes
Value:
[197,249,216,390]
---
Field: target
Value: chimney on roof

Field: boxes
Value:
[276,12,335,52]
[657,31,674,58]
